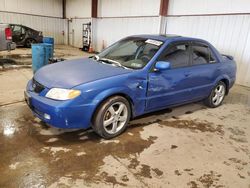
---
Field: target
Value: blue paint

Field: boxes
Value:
[155,61,171,70]
[34,58,132,89]
[31,43,53,73]
[43,37,54,53]
[26,35,237,129]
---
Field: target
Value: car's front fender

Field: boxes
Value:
[91,85,146,118]
[92,86,131,104]
[74,72,148,118]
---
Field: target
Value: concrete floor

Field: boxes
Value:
[0,45,89,70]
[0,46,250,187]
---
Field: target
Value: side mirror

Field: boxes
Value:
[154,61,171,71]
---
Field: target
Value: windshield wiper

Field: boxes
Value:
[93,55,100,60]
[96,57,130,69]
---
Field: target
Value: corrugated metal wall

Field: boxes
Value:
[166,0,250,87]
[65,0,162,50]
[66,0,91,18]
[98,0,160,17]
[168,0,250,15]
[0,0,66,44]
[95,17,160,51]
[0,0,62,17]
[66,0,91,48]
[94,0,161,52]
[68,18,91,47]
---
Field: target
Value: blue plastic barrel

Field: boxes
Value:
[43,37,54,54]
[32,43,53,73]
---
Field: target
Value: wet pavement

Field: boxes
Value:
[0,45,90,71]
[0,85,250,187]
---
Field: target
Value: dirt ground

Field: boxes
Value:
[0,46,249,188]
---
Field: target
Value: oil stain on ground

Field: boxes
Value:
[0,104,160,187]
[158,119,224,135]
[187,171,223,188]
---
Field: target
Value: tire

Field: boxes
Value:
[25,38,36,48]
[204,81,226,108]
[92,96,131,139]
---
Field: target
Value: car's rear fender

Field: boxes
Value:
[213,74,232,95]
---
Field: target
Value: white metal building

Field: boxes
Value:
[0,0,250,87]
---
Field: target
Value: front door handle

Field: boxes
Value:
[136,84,143,89]
[136,81,145,90]
[184,72,191,77]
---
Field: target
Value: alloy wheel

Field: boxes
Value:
[212,84,225,106]
[103,102,128,134]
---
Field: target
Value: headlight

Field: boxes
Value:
[45,88,81,100]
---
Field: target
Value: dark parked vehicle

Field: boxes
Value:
[10,24,43,47]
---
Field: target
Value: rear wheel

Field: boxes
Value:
[92,96,131,139]
[25,38,36,48]
[205,81,226,108]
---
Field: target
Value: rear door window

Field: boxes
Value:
[21,27,26,34]
[13,25,22,34]
[192,44,216,65]
[158,43,191,69]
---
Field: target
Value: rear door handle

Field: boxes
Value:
[184,72,191,77]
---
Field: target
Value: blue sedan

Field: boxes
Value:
[25,35,236,138]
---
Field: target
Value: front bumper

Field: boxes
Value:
[25,81,95,129]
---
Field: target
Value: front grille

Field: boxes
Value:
[32,79,45,93]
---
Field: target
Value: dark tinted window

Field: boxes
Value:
[12,25,22,34]
[192,44,216,65]
[21,27,26,34]
[158,43,190,68]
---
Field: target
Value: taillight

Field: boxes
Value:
[5,28,12,40]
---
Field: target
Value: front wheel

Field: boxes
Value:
[92,96,131,139]
[204,81,226,108]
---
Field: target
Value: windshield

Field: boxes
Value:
[95,37,163,69]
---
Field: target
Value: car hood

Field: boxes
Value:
[34,58,132,89]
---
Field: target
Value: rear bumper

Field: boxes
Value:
[8,42,16,50]
[229,76,236,89]
[25,82,95,129]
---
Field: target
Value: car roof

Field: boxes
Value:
[9,24,36,30]
[128,34,208,44]
[128,34,179,41]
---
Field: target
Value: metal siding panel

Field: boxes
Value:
[66,0,91,18]
[166,15,250,87]
[68,18,91,48]
[94,17,160,52]
[168,0,250,15]
[0,0,62,17]
[98,0,161,17]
